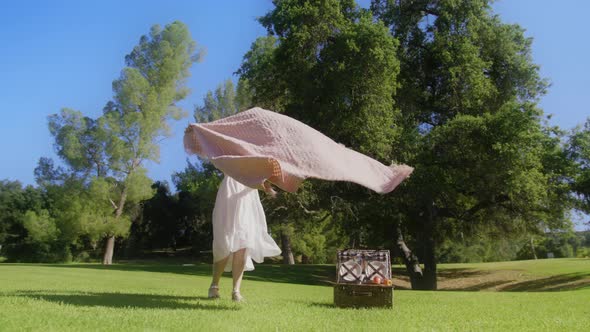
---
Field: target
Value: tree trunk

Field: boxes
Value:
[394,221,424,289]
[412,202,438,290]
[530,236,537,260]
[420,202,438,290]
[417,238,437,290]
[102,236,115,265]
[301,254,310,264]
[281,230,295,265]
[102,185,128,265]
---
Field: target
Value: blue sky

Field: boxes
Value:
[1,0,589,219]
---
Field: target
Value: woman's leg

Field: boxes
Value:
[209,255,229,298]
[231,248,247,301]
[211,255,229,286]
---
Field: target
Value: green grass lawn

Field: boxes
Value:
[1,259,589,331]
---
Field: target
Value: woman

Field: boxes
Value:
[208,175,281,302]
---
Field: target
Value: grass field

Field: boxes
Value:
[1,259,589,331]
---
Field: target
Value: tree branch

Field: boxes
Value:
[109,198,118,210]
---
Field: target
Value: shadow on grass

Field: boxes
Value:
[308,302,338,309]
[394,267,590,292]
[393,267,488,279]
[2,290,238,310]
[502,274,590,292]
[306,301,393,310]
[4,263,336,287]
[459,280,514,291]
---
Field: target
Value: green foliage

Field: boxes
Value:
[103,21,199,169]
[130,182,177,250]
[237,36,283,111]
[517,230,581,260]
[438,230,528,263]
[0,181,35,245]
[22,210,59,244]
[84,177,131,239]
[577,247,590,258]
[194,79,252,123]
[0,180,60,262]
[123,168,155,204]
[417,102,569,231]
[18,209,73,262]
[1,175,130,262]
[290,215,348,264]
[170,161,223,254]
[47,109,108,178]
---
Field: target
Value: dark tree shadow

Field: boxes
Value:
[306,301,393,310]
[459,280,514,291]
[1,290,238,310]
[502,274,590,292]
[394,266,590,292]
[307,301,339,309]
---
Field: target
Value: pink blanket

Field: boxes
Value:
[184,107,413,194]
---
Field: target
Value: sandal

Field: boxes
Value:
[208,285,220,299]
[232,290,244,302]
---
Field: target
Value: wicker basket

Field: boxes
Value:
[334,249,393,308]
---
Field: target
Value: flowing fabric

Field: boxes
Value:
[213,175,281,271]
[184,107,413,194]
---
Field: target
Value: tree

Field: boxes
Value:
[47,21,200,264]
[99,21,199,264]
[370,0,572,289]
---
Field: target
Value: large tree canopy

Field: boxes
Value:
[233,0,575,288]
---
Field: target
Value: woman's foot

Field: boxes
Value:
[208,285,220,299]
[232,290,244,302]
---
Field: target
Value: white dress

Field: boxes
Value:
[212,175,282,272]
